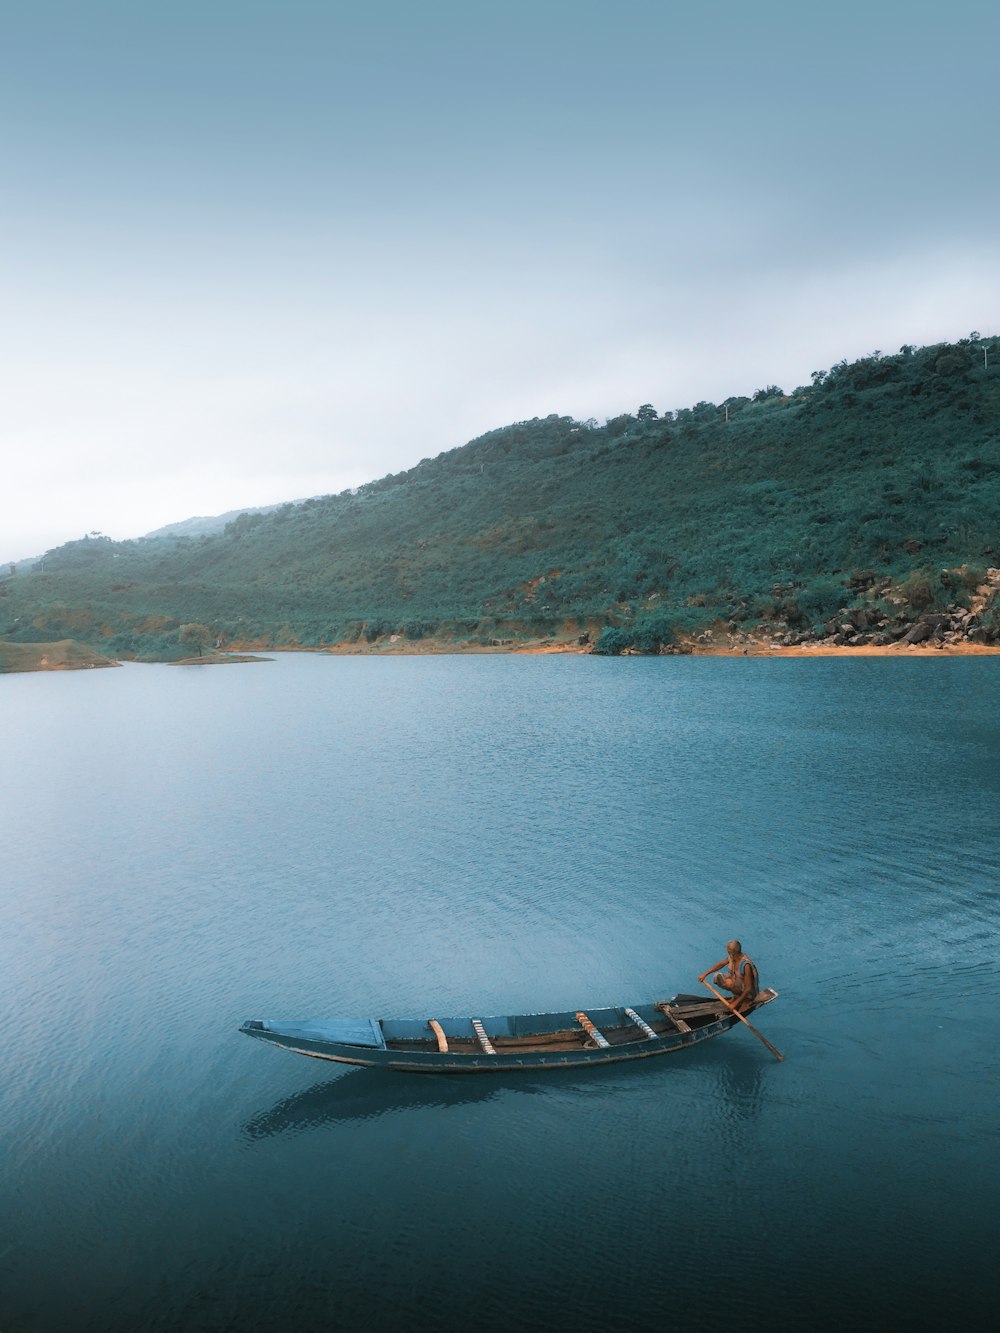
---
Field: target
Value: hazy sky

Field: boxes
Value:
[2,0,998,558]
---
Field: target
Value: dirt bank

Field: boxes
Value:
[0,639,120,673]
[242,637,1000,659]
[690,639,1000,658]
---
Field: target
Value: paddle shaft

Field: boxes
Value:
[700,978,784,1062]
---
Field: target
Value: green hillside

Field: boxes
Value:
[3,335,1000,660]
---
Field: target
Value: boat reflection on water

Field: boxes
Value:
[240,1038,772,1142]
[241,1068,529,1139]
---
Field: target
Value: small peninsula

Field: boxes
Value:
[0,639,119,673]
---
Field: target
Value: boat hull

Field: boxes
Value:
[240,991,778,1074]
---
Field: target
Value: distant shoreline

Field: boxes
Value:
[236,638,1000,659]
[4,636,1000,676]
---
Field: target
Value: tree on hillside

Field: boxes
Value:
[605,413,635,437]
[179,623,212,657]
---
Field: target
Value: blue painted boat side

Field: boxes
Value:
[240,1012,740,1073]
[256,1017,386,1048]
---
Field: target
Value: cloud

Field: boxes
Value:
[3,233,996,560]
[3,3,998,555]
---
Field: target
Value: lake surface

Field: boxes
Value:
[1,653,997,1331]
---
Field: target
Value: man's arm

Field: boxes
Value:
[698,959,727,983]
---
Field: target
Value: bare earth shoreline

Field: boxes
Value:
[234,638,1000,659]
[5,637,1000,675]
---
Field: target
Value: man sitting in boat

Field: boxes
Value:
[698,940,759,1013]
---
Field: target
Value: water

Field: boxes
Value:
[1,653,996,1331]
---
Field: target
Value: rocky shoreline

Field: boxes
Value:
[705,567,1000,657]
[6,572,1000,674]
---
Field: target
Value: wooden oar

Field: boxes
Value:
[700,978,783,1062]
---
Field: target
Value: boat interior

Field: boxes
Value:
[378,989,778,1056]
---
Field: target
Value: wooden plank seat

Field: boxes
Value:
[575,1011,611,1048]
[659,1000,724,1022]
[471,1019,496,1055]
[427,1019,449,1053]
[624,1007,658,1039]
[655,1005,692,1033]
[657,987,778,1022]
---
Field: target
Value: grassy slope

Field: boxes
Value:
[0,639,119,672]
[2,337,999,658]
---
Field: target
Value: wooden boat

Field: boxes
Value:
[239,988,778,1074]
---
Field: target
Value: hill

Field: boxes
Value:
[142,501,299,541]
[0,506,292,573]
[2,334,999,661]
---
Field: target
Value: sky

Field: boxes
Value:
[2,0,999,558]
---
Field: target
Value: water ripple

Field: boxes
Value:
[1,654,997,1332]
